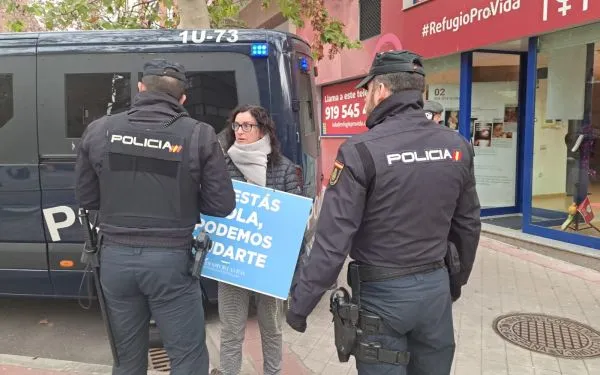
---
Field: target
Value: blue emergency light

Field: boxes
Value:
[299,56,309,73]
[250,43,269,57]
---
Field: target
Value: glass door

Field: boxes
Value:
[468,51,525,216]
[524,29,600,249]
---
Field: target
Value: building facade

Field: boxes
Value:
[290,0,600,249]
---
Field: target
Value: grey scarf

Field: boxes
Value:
[227,134,272,187]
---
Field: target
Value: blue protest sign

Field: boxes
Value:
[193,180,313,300]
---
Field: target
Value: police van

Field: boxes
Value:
[0,28,322,304]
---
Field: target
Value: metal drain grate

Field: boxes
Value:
[149,348,171,372]
[493,313,600,359]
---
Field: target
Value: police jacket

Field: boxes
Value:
[224,153,303,196]
[75,91,236,249]
[290,90,481,317]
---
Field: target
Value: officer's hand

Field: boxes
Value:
[450,277,462,302]
[286,310,307,333]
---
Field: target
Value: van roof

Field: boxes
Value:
[0,28,310,48]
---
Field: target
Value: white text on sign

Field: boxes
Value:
[179,30,239,43]
[324,103,362,120]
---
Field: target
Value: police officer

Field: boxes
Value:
[75,59,236,375]
[286,51,481,375]
[424,100,444,125]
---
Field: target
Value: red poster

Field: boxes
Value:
[321,78,368,137]
[398,0,599,59]
[578,197,595,224]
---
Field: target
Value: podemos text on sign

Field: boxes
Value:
[194,180,313,299]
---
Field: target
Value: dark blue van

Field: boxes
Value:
[0,28,323,304]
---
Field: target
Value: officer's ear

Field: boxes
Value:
[374,82,390,104]
[179,94,187,105]
[137,81,146,92]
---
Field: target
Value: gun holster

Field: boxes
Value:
[329,262,410,366]
[445,241,463,302]
[330,288,359,362]
[444,241,461,276]
[190,230,212,279]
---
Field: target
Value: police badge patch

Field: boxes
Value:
[329,160,344,186]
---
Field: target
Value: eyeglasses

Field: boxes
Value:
[231,122,259,132]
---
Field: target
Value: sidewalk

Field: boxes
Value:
[3,235,600,374]
[280,236,600,375]
[0,354,115,374]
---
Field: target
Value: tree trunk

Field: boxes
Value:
[177,0,211,29]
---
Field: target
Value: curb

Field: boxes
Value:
[480,236,600,283]
[0,354,162,375]
[482,223,600,261]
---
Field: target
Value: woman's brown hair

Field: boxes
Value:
[224,104,282,164]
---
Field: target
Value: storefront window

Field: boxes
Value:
[532,24,600,239]
[423,54,460,130]
[471,52,522,209]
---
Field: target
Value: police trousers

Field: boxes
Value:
[100,244,209,375]
[357,267,455,375]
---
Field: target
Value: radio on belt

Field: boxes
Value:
[191,230,213,279]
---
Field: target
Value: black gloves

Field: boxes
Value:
[285,309,307,333]
[450,276,462,302]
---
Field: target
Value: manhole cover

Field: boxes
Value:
[148,348,170,372]
[493,313,600,359]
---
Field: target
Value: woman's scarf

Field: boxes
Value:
[227,134,272,187]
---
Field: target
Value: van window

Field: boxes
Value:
[136,70,240,134]
[298,70,316,135]
[37,52,260,157]
[185,71,239,133]
[0,74,14,129]
[1,55,37,164]
[294,53,320,198]
[66,73,132,138]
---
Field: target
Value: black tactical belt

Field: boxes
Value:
[356,341,411,366]
[355,260,446,283]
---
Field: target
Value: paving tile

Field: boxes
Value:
[557,358,590,375]
[282,351,311,375]
[583,358,600,374]
[0,365,80,375]
[507,363,535,375]
[530,353,560,373]
[319,361,352,375]
[303,358,327,374]
[533,370,561,375]
[454,357,482,375]
[306,342,336,363]
[481,359,508,375]
[232,237,600,375]
[289,344,312,361]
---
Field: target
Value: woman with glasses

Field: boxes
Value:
[210,104,303,375]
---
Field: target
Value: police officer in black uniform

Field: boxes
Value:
[75,59,236,375]
[424,100,444,125]
[286,51,481,375]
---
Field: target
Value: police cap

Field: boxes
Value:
[424,100,444,114]
[355,50,425,90]
[142,58,187,83]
